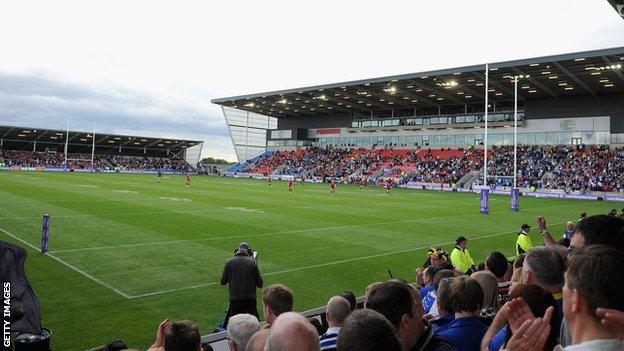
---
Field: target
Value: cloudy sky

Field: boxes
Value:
[1,0,624,161]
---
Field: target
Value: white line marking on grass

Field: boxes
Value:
[113,189,138,194]
[0,226,131,299]
[160,197,192,202]
[77,184,99,188]
[128,221,567,299]
[48,203,580,254]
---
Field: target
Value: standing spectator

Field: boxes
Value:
[485,251,511,304]
[220,242,263,325]
[319,296,351,351]
[147,320,201,351]
[419,266,439,299]
[563,221,575,240]
[226,314,260,351]
[450,236,475,275]
[339,291,357,312]
[265,312,320,351]
[262,284,294,325]
[516,224,533,255]
[245,327,270,351]
[436,277,489,351]
[336,309,403,351]
[569,215,624,252]
[471,271,500,326]
[432,277,455,330]
[424,270,457,319]
[366,280,455,351]
[522,247,565,322]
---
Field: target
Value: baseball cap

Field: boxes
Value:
[237,242,250,251]
[455,236,468,245]
[521,224,531,230]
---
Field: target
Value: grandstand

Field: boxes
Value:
[0,125,204,172]
[212,46,624,197]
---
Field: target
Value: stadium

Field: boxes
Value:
[2,4,624,350]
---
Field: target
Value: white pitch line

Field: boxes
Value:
[0,226,131,299]
[49,202,581,254]
[128,221,567,299]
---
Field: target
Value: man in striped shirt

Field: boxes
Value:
[319,296,351,351]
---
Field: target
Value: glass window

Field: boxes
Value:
[547,133,559,145]
[535,133,547,145]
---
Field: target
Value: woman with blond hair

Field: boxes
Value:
[471,271,500,326]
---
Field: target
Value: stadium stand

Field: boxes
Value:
[0,125,202,173]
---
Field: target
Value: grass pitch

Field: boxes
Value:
[0,171,615,349]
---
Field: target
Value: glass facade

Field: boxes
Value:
[315,131,611,147]
[222,106,277,162]
[350,112,523,128]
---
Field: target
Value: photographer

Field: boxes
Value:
[220,242,263,326]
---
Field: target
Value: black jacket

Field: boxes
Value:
[220,252,263,301]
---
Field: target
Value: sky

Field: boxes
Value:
[1,0,624,161]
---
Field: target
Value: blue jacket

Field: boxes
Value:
[436,316,489,351]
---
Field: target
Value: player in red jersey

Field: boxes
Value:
[288,179,294,193]
[385,180,392,195]
[329,179,336,195]
[300,175,305,186]
[185,174,191,188]
[268,176,272,187]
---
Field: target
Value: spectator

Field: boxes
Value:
[559,245,624,349]
[339,291,357,312]
[364,282,382,304]
[265,312,320,351]
[419,266,439,299]
[366,280,454,351]
[485,251,511,304]
[335,309,403,351]
[470,271,500,326]
[450,236,475,275]
[226,314,260,351]
[512,253,526,270]
[570,215,624,252]
[516,224,533,255]
[431,277,454,330]
[482,284,559,351]
[262,284,294,325]
[509,268,523,294]
[563,221,574,240]
[220,242,263,325]
[245,327,270,351]
[505,245,624,350]
[423,269,457,319]
[436,277,489,351]
[319,296,351,351]
[522,247,565,322]
[148,320,201,351]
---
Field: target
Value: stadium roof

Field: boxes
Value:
[212,46,624,118]
[0,125,202,156]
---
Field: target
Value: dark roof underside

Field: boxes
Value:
[212,46,624,118]
[0,125,202,156]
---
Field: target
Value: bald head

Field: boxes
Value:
[265,312,320,351]
[325,296,351,328]
[245,327,270,351]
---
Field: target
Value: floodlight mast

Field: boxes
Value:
[513,77,518,189]
[483,64,488,186]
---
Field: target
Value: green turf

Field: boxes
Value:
[0,171,615,349]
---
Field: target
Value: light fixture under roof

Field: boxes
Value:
[467,78,475,83]
[529,90,537,93]
[457,91,464,95]
[411,100,418,103]
[564,87,574,90]
[558,82,568,86]
[406,85,414,89]
[243,102,255,107]
[599,79,610,83]
[605,84,614,87]
[50,136,58,140]
[18,134,26,137]
[428,94,436,97]
[574,58,585,61]
[416,89,423,92]
[465,95,472,98]
[529,63,539,67]
[436,80,458,88]
[437,97,444,101]
[495,92,503,96]
[383,86,397,93]
[476,83,484,86]
[278,99,287,104]
[541,71,551,75]
[548,76,558,79]
[590,72,601,76]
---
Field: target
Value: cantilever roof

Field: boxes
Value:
[212,46,624,118]
[0,125,202,156]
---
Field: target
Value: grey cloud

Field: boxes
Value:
[0,72,236,159]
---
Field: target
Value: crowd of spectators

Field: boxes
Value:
[242,145,624,193]
[0,150,191,172]
[96,212,624,351]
